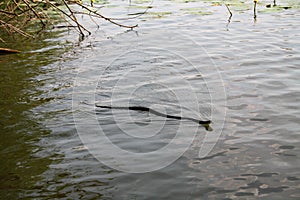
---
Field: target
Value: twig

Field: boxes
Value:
[225,4,232,30]
[62,0,86,37]
[50,1,91,36]
[111,0,154,20]
[0,37,5,43]
[254,0,257,19]
[21,0,46,27]
[111,8,150,20]
[88,11,100,29]
[0,9,18,16]
[0,47,21,54]
[7,4,39,22]
[12,0,24,13]
[0,19,33,38]
[74,2,138,29]
[225,4,232,19]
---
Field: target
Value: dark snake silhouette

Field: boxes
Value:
[96,105,212,131]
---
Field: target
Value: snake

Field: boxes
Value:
[96,105,212,131]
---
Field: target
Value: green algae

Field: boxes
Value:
[181,7,213,16]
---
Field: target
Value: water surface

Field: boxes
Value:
[0,0,299,199]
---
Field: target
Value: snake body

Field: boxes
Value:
[96,105,211,126]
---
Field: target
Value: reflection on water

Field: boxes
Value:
[0,31,73,198]
[1,0,300,199]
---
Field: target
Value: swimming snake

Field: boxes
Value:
[96,105,212,131]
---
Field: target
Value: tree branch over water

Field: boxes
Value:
[73,2,138,29]
[0,0,138,41]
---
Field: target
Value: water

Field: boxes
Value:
[1,0,299,199]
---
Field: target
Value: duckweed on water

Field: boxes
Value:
[91,0,109,4]
[127,5,154,9]
[170,0,200,3]
[205,0,299,14]
[225,0,251,11]
[181,7,213,16]
[132,0,152,4]
[145,11,173,18]
[260,0,300,13]
[127,0,300,20]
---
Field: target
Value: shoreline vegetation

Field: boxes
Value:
[0,0,138,53]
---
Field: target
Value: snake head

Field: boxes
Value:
[201,122,213,131]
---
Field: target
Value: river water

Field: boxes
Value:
[0,0,299,199]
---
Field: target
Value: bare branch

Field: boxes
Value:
[62,0,87,37]
[254,0,257,19]
[74,2,138,29]
[0,9,18,16]
[225,4,232,18]
[0,19,33,38]
[0,0,138,41]
[49,1,91,36]
[21,0,46,27]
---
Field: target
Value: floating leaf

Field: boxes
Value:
[146,11,173,18]
[170,0,201,3]
[181,7,213,16]
[133,0,152,4]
